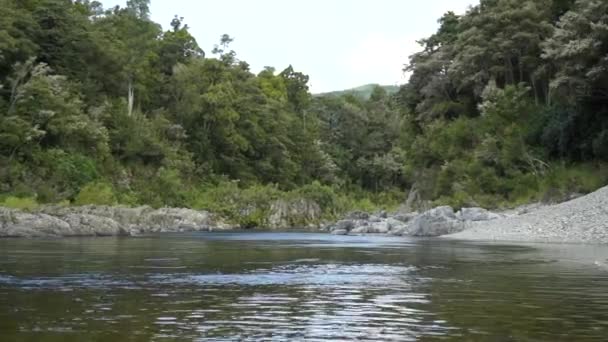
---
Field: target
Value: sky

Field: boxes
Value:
[101,0,478,93]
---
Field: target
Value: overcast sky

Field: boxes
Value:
[101,0,478,93]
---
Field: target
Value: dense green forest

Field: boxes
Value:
[1,0,607,222]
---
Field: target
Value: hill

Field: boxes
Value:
[316,84,400,100]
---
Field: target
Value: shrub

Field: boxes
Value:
[74,182,117,206]
[1,196,39,211]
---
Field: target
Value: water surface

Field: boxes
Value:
[1,232,608,341]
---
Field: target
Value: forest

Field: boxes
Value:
[1,0,607,224]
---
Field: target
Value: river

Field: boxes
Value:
[1,232,608,341]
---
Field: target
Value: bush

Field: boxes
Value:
[190,181,281,226]
[290,181,339,213]
[74,182,117,206]
[1,196,39,211]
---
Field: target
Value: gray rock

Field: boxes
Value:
[62,213,123,236]
[0,205,232,238]
[389,226,409,236]
[392,212,418,223]
[386,218,407,232]
[331,229,348,235]
[432,206,457,219]
[408,206,465,237]
[368,215,382,223]
[456,207,501,222]
[345,211,369,220]
[368,221,390,234]
[350,226,369,234]
[446,185,608,243]
[353,220,369,227]
[0,209,71,237]
[267,199,321,229]
[334,220,355,231]
[142,207,213,231]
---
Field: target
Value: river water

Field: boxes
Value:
[1,232,608,341]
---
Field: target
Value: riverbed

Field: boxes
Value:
[1,232,608,341]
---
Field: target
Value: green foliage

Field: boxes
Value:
[1,0,607,221]
[318,84,399,100]
[189,181,281,227]
[74,182,117,206]
[0,196,39,211]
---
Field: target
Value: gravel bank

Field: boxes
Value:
[445,186,608,243]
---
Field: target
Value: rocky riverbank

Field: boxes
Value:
[0,205,235,238]
[324,185,608,244]
[322,206,502,237]
[445,185,608,243]
[2,185,607,242]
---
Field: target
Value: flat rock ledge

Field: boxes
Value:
[0,205,236,238]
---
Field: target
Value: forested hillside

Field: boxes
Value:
[1,0,607,221]
[316,84,400,100]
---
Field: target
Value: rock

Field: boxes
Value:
[267,199,321,229]
[408,206,465,237]
[378,210,388,219]
[0,205,232,238]
[334,220,355,231]
[345,211,369,220]
[331,229,348,235]
[62,214,124,236]
[368,221,390,234]
[386,218,407,232]
[0,209,71,237]
[389,226,409,236]
[368,215,381,223]
[353,219,369,227]
[456,207,501,222]
[350,226,369,234]
[392,212,418,223]
[142,207,213,232]
[403,185,423,212]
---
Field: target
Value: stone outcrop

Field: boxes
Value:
[0,205,234,238]
[456,207,502,222]
[407,206,465,236]
[267,199,322,229]
[324,205,502,237]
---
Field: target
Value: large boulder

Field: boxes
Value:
[368,221,390,234]
[392,212,418,224]
[0,208,71,237]
[408,206,465,237]
[331,229,349,235]
[386,218,407,231]
[1,205,232,237]
[62,214,124,236]
[456,207,502,222]
[267,199,321,229]
[334,219,355,231]
[141,207,214,232]
[350,226,369,234]
[345,211,369,220]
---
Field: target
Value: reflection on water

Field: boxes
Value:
[0,232,608,341]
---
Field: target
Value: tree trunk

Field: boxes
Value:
[531,75,539,105]
[127,78,134,117]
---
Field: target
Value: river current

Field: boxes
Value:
[1,232,608,341]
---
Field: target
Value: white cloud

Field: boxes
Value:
[343,33,422,87]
